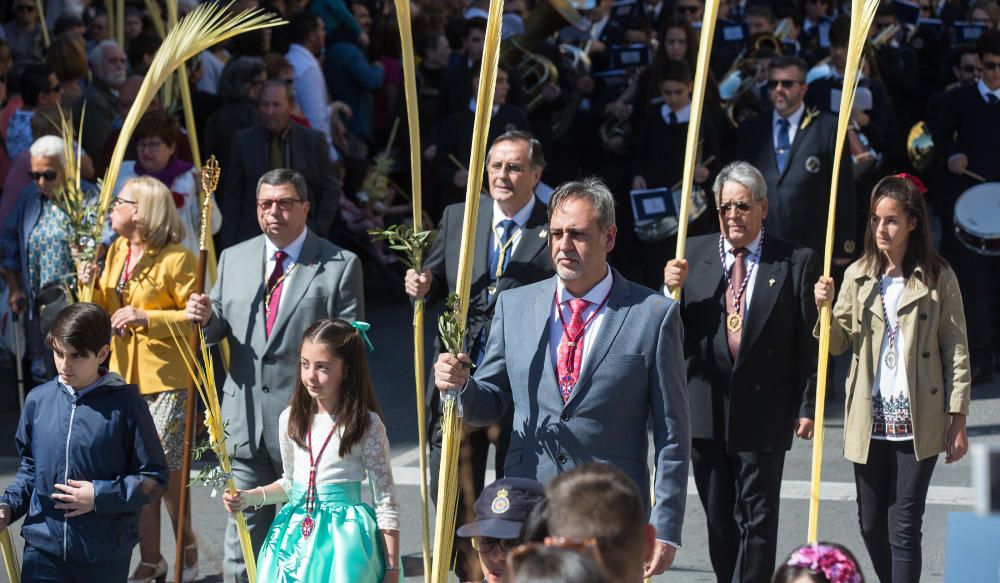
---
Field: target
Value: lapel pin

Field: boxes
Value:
[769,278,776,287]
[539,229,547,238]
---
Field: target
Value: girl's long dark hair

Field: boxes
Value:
[287,319,384,457]
[862,175,947,286]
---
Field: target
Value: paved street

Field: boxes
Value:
[0,293,996,582]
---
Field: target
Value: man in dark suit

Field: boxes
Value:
[736,55,856,262]
[406,130,553,579]
[219,80,340,249]
[664,161,818,583]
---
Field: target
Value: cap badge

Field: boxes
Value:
[491,488,511,514]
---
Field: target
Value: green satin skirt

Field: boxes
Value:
[257,482,386,583]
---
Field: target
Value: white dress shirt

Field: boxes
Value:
[978,79,1000,103]
[772,102,806,151]
[264,228,308,320]
[660,103,692,125]
[722,231,763,316]
[548,267,614,377]
[286,43,336,160]
[490,197,535,261]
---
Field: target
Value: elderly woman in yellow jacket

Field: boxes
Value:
[814,174,970,583]
[78,175,200,582]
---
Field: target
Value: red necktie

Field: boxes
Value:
[557,298,591,403]
[726,247,748,360]
[265,250,289,338]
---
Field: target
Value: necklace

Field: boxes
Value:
[116,244,144,295]
[718,228,764,333]
[300,416,337,538]
[878,276,901,370]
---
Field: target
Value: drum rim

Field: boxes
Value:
[954,182,1000,239]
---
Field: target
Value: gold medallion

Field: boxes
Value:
[726,312,743,333]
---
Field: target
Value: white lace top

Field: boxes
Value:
[277,408,400,531]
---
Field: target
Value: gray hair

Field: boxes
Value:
[88,40,120,71]
[547,176,616,231]
[30,135,66,166]
[488,130,545,169]
[260,78,296,104]
[712,161,767,207]
[257,168,308,201]
[219,56,266,103]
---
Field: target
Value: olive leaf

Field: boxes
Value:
[368,224,436,271]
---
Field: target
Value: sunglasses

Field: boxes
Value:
[767,79,802,89]
[718,201,755,215]
[28,170,58,181]
[471,537,521,554]
[257,198,304,211]
[983,62,1000,71]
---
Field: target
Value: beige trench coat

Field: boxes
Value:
[819,260,971,463]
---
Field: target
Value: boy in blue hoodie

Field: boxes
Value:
[0,302,169,581]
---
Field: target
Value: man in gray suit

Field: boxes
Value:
[435,177,690,578]
[185,168,363,583]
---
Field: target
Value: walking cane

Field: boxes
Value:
[12,297,26,411]
[174,157,220,583]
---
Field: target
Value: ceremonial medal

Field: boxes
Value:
[878,277,902,373]
[300,515,315,538]
[884,350,896,370]
[727,312,743,333]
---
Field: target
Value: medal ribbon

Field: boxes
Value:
[554,282,614,402]
[303,419,338,532]
[878,276,901,363]
[492,220,520,280]
[717,226,765,312]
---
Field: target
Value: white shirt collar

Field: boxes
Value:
[660,103,691,124]
[722,230,763,257]
[492,196,535,229]
[773,102,805,128]
[265,227,308,264]
[977,79,1000,102]
[287,43,319,67]
[556,264,614,305]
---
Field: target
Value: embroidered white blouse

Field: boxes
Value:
[277,408,400,531]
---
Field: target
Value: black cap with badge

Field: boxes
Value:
[457,478,545,540]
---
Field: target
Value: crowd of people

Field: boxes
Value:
[0,0,993,581]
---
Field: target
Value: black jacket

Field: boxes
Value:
[1,373,168,563]
[678,234,819,451]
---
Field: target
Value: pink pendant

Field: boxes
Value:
[301,515,314,538]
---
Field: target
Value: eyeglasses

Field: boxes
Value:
[112,196,138,207]
[676,5,700,13]
[718,201,755,215]
[983,62,1000,71]
[471,537,521,554]
[46,84,62,93]
[28,170,59,181]
[767,79,802,89]
[960,65,982,74]
[136,140,166,151]
[257,198,304,211]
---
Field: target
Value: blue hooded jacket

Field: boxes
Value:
[0,372,168,563]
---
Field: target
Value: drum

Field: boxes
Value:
[635,187,709,243]
[954,182,1000,256]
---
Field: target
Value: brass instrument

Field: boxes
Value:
[906,121,934,172]
[500,0,589,112]
[550,42,593,140]
[718,33,784,128]
[598,67,640,154]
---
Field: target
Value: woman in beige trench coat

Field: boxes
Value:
[814,174,970,583]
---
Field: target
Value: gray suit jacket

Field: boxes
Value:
[460,269,691,543]
[204,231,364,459]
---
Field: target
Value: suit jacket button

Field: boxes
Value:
[930,387,938,394]
[262,386,270,393]
[919,313,927,321]
[922,352,930,358]
[263,355,275,364]
[557,454,567,464]
[560,414,569,422]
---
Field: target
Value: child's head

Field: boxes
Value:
[773,542,864,583]
[45,303,111,388]
[288,319,383,457]
[658,59,693,112]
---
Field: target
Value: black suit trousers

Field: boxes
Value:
[691,438,786,583]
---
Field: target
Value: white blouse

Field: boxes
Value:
[277,408,400,531]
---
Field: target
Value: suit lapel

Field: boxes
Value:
[567,270,631,408]
[702,251,735,368]
[251,126,267,175]
[734,247,786,368]
[472,198,493,301]
[263,232,321,352]
[488,198,549,306]
[781,118,813,181]
[530,277,559,391]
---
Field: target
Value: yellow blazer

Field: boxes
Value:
[819,260,971,463]
[90,237,197,394]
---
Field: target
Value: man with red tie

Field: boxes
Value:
[663,161,818,583]
[434,177,691,578]
[185,168,363,583]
